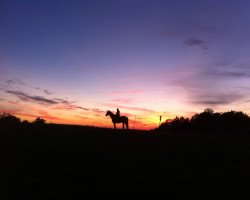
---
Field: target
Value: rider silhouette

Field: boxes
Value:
[115,108,120,119]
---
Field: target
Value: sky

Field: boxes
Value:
[1,0,250,129]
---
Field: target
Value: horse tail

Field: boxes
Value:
[126,117,129,129]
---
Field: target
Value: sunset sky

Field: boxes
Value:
[1,0,250,129]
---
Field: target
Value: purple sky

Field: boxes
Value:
[1,0,250,129]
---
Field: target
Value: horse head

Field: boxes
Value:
[106,110,110,116]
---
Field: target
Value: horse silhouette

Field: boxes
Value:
[106,110,129,129]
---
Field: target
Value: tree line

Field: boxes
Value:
[159,108,250,131]
[0,113,46,127]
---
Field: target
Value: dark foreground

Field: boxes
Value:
[1,125,250,199]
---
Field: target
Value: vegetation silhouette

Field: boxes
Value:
[159,108,250,131]
[0,114,47,129]
[33,117,46,125]
[106,110,129,129]
[2,110,250,199]
[0,113,20,127]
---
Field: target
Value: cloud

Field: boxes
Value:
[174,76,246,106]
[184,38,208,49]
[44,89,54,95]
[207,69,250,79]
[5,90,59,105]
[48,102,90,111]
[7,100,19,105]
[6,80,14,85]
[5,90,97,113]
[170,55,250,108]
[172,67,247,107]
[184,38,205,46]
[111,98,134,104]
[105,104,155,113]
[92,108,105,114]
[0,108,23,114]
[50,98,89,111]
[55,98,75,105]
[191,93,244,106]
[5,91,87,110]
[2,81,74,107]
[30,96,58,104]
[76,106,89,111]
[105,89,143,95]
[6,79,25,86]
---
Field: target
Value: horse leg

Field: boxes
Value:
[123,123,124,129]
[126,122,129,130]
[113,123,116,129]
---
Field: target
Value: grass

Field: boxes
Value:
[1,124,250,199]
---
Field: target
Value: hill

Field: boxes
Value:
[1,124,250,199]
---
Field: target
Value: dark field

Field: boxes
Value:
[1,125,250,199]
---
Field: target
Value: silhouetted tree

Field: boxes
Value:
[159,116,189,130]
[22,120,30,125]
[0,113,21,127]
[159,109,250,132]
[33,117,46,125]
[219,111,250,130]
[204,108,214,114]
[190,110,215,130]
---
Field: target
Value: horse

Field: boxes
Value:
[106,110,129,129]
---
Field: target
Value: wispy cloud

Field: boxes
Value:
[6,90,59,105]
[184,38,205,46]
[7,100,19,105]
[105,89,143,95]
[105,103,155,113]
[54,98,75,104]
[184,38,208,50]
[111,98,134,104]
[191,93,245,106]
[204,69,250,79]
[6,80,14,85]
[53,98,89,110]
[160,23,218,52]
[53,105,89,111]
[92,108,105,114]
[77,106,89,111]
[6,79,26,86]
[172,64,248,107]
[44,89,54,95]
[5,90,89,111]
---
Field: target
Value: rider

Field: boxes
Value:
[115,108,120,119]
